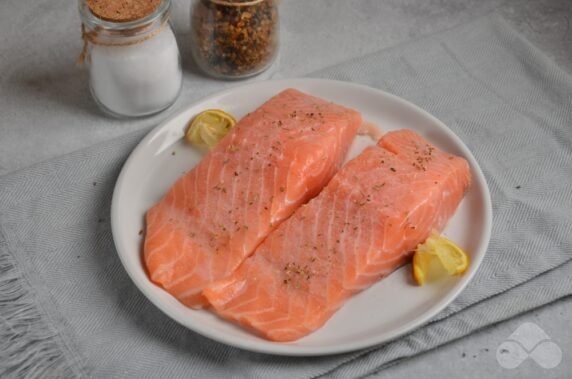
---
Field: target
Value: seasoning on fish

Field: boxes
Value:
[144,89,362,308]
[203,129,471,341]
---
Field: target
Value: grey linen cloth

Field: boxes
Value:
[1,14,571,378]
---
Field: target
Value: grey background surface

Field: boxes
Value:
[1,0,570,377]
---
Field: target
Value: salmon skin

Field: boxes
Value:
[203,129,471,341]
[144,89,362,308]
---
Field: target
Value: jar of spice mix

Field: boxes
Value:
[79,0,182,117]
[190,0,279,79]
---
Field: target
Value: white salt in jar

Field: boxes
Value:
[79,0,182,118]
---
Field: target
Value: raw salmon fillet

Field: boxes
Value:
[203,129,471,341]
[144,89,362,308]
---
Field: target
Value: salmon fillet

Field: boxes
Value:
[203,129,471,341]
[144,89,362,308]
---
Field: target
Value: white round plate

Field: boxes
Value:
[111,79,492,356]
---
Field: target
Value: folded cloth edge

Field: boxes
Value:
[314,261,572,378]
[0,129,149,378]
[0,224,85,377]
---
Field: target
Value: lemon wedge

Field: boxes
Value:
[413,232,469,285]
[185,109,237,149]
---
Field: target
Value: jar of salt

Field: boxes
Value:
[79,0,182,118]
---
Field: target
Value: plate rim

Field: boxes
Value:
[111,78,493,356]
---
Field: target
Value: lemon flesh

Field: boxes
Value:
[185,109,237,149]
[413,232,470,285]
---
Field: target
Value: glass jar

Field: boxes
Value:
[79,0,182,118]
[190,0,279,79]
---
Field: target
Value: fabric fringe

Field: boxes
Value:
[0,247,76,378]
